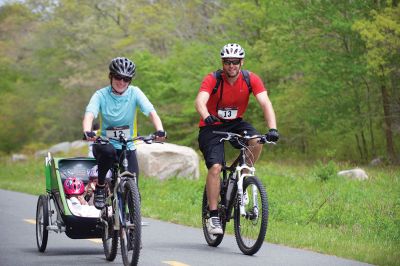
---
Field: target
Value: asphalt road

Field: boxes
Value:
[0,189,373,266]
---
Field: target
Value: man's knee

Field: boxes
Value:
[208,164,222,176]
[249,140,263,152]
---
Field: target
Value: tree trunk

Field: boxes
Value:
[380,83,396,162]
[362,77,377,157]
[361,130,368,161]
[355,133,364,161]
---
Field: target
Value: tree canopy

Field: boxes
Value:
[0,0,399,163]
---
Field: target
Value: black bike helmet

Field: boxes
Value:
[109,57,136,78]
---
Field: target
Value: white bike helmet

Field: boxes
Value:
[220,43,245,59]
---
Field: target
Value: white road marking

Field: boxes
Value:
[24,219,36,224]
[162,261,190,266]
[87,238,102,243]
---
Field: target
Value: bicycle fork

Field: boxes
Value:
[117,174,138,230]
[236,164,256,217]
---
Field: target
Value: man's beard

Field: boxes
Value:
[225,69,240,78]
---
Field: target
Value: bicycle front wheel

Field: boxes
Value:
[234,176,268,255]
[120,179,141,266]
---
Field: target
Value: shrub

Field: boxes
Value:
[313,160,338,181]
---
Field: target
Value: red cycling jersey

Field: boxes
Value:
[198,71,267,127]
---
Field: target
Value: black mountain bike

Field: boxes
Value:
[202,131,273,255]
[95,132,157,266]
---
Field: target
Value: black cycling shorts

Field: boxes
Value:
[198,119,259,169]
[93,144,139,185]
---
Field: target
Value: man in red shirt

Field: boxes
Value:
[195,43,279,234]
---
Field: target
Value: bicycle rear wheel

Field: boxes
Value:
[102,205,118,261]
[36,195,49,252]
[234,176,268,255]
[120,179,141,266]
[201,186,226,247]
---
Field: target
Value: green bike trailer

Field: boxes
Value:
[40,152,102,241]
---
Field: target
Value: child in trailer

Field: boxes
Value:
[85,165,112,205]
[63,177,100,217]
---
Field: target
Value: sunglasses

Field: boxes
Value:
[223,59,241,66]
[113,74,132,82]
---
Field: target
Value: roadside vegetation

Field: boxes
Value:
[1,154,398,266]
[1,1,399,164]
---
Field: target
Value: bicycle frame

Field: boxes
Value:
[221,147,256,221]
[102,135,137,231]
[216,131,272,221]
[99,133,155,231]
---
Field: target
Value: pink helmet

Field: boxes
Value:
[64,177,85,195]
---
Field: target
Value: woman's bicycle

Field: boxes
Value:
[95,132,157,266]
[202,130,273,255]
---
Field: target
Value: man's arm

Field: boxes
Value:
[195,91,211,120]
[255,91,277,129]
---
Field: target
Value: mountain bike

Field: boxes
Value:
[96,132,157,266]
[201,131,273,255]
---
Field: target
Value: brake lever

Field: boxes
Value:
[96,136,109,144]
[220,134,233,142]
[258,137,277,145]
[143,139,153,144]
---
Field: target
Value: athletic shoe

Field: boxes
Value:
[94,185,106,209]
[207,216,223,235]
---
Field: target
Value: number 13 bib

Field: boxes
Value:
[217,107,238,120]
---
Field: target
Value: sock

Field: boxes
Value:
[210,210,219,217]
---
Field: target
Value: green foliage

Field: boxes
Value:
[0,0,399,164]
[353,6,400,76]
[312,160,339,181]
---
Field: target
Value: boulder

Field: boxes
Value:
[136,142,199,180]
[36,140,87,157]
[11,154,27,162]
[49,141,71,154]
[35,149,48,158]
[369,157,383,167]
[337,168,368,181]
[71,140,88,150]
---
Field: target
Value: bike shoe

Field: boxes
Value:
[94,185,106,210]
[207,216,223,235]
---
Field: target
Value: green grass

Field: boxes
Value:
[1,155,399,266]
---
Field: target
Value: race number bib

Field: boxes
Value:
[217,108,238,120]
[106,125,131,138]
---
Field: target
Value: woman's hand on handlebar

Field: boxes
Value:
[153,130,167,142]
[83,131,97,141]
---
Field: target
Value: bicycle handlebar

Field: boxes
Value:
[212,130,276,145]
[95,133,159,145]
